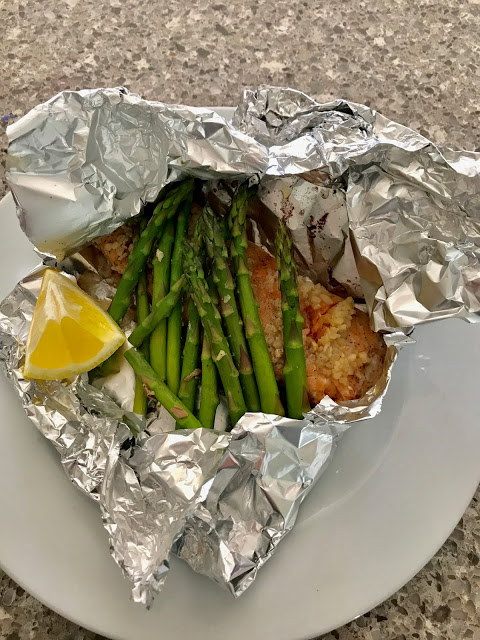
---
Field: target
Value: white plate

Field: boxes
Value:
[1,108,480,639]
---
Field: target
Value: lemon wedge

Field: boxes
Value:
[24,268,125,380]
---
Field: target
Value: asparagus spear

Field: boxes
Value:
[202,206,260,412]
[183,241,247,427]
[177,298,201,417]
[166,199,191,394]
[149,220,175,379]
[133,265,150,415]
[129,217,150,415]
[228,184,285,416]
[124,348,202,429]
[275,222,310,419]
[198,334,219,429]
[128,276,186,347]
[108,179,193,326]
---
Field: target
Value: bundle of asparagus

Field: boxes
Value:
[101,177,309,431]
[201,206,260,412]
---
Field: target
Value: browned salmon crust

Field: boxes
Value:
[246,243,386,404]
[93,221,386,405]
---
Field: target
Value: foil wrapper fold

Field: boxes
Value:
[2,85,480,604]
[7,85,480,332]
[174,412,339,596]
[101,427,231,605]
[0,265,137,498]
[6,88,265,260]
[234,86,480,330]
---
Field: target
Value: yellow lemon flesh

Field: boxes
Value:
[24,268,125,380]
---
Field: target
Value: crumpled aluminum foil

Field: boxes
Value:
[6,88,265,260]
[0,265,137,498]
[2,84,480,604]
[101,427,231,605]
[0,256,397,604]
[174,412,340,596]
[7,85,480,332]
[234,87,480,330]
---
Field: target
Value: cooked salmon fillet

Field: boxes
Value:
[93,219,386,405]
[93,221,135,275]
[246,243,386,404]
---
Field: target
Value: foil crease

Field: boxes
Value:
[0,266,136,498]
[234,86,480,330]
[8,87,480,328]
[2,84,480,604]
[100,428,231,606]
[173,413,339,596]
[6,88,265,260]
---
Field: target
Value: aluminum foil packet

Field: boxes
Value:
[2,85,480,604]
[7,85,480,333]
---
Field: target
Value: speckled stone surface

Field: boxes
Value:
[1,0,480,638]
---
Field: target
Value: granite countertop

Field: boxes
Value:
[1,0,480,638]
